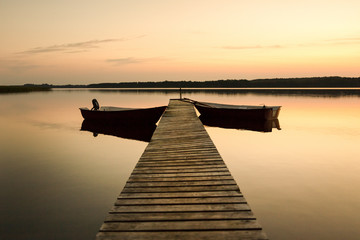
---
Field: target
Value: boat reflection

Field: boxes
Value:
[199,115,281,133]
[81,119,157,142]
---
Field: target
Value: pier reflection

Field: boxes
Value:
[81,119,156,142]
[199,115,281,132]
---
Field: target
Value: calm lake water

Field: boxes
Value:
[1,89,359,240]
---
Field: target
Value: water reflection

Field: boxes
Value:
[81,119,156,142]
[199,115,281,132]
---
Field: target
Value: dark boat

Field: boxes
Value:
[184,99,281,121]
[199,114,281,132]
[79,99,166,124]
[81,119,156,142]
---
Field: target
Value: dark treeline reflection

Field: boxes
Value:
[199,115,281,133]
[81,119,156,142]
[86,88,360,98]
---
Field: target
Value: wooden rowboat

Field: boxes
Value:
[79,99,166,124]
[184,98,281,120]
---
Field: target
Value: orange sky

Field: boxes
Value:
[1,0,359,85]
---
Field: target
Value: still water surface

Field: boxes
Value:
[1,89,359,240]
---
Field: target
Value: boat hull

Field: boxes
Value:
[79,106,166,124]
[194,104,275,120]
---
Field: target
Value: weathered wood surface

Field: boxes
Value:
[96,100,268,240]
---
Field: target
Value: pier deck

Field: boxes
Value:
[96,99,268,240]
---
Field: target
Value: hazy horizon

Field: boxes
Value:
[1,0,359,85]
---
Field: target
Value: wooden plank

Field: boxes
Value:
[125,180,237,187]
[95,100,267,240]
[139,153,222,159]
[136,161,225,167]
[96,231,268,240]
[110,203,251,213]
[138,158,223,163]
[117,191,243,199]
[114,196,246,205]
[104,211,255,222]
[145,144,216,150]
[133,165,228,170]
[128,172,233,178]
[139,156,223,161]
[121,185,240,193]
[131,169,230,174]
[127,175,234,182]
[100,220,262,231]
[143,149,220,154]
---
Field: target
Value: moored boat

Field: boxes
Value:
[183,98,281,120]
[79,99,167,124]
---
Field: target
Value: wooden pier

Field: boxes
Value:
[96,100,268,240]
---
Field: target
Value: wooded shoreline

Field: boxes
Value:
[42,76,360,88]
[0,85,52,93]
[2,77,360,93]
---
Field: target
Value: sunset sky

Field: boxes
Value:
[1,0,359,85]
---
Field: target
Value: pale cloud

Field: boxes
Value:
[107,57,145,65]
[134,34,147,39]
[220,45,283,50]
[106,57,170,65]
[17,38,124,55]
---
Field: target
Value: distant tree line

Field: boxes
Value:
[4,76,357,90]
[0,84,52,93]
[49,77,360,88]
